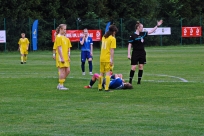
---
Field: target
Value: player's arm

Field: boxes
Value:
[90,38,93,56]
[110,48,114,66]
[110,37,116,65]
[52,42,57,59]
[68,39,71,61]
[52,49,56,59]
[90,43,93,56]
[148,20,163,35]
[27,44,29,50]
[80,36,85,45]
[27,39,29,50]
[58,46,64,63]
[68,48,71,62]
[127,43,132,59]
[18,44,21,51]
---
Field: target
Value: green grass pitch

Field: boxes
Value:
[0,45,204,136]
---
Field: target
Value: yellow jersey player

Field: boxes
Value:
[18,33,30,64]
[55,24,71,90]
[98,25,118,92]
[53,28,72,78]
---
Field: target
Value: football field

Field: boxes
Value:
[0,45,204,135]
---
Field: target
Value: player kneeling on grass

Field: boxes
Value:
[84,73,133,90]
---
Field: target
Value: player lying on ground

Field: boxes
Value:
[84,73,133,90]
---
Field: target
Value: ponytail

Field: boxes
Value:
[103,25,118,38]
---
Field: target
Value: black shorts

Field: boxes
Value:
[131,51,146,65]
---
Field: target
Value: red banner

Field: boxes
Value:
[182,27,202,37]
[52,30,101,42]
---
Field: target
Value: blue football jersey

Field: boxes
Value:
[109,78,124,89]
[80,37,93,52]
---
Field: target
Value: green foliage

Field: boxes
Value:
[0,0,203,51]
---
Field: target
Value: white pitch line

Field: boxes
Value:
[0,74,189,83]
[151,74,188,82]
[78,74,189,82]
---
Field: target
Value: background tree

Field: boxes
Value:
[0,0,203,51]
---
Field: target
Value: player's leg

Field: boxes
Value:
[104,63,111,91]
[129,52,138,84]
[88,58,93,75]
[137,64,144,84]
[89,73,99,86]
[137,54,146,84]
[84,73,99,88]
[58,68,65,85]
[20,55,24,64]
[129,65,137,84]
[65,67,70,78]
[24,50,28,63]
[88,51,93,75]
[98,63,104,91]
[20,50,24,64]
[81,51,86,75]
[65,61,70,78]
[57,63,68,90]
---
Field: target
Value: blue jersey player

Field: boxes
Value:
[80,28,93,75]
[84,73,133,90]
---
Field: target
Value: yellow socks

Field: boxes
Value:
[21,56,23,62]
[24,56,27,62]
[59,79,65,85]
[98,76,103,90]
[105,76,110,91]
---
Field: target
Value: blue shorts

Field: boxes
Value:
[81,51,92,62]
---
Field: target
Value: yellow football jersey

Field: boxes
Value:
[53,42,57,50]
[66,37,72,48]
[100,35,116,62]
[55,35,69,61]
[18,38,29,50]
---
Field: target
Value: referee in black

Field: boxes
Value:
[127,20,163,84]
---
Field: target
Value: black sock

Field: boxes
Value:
[88,61,92,72]
[89,79,95,87]
[137,70,143,84]
[81,62,85,72]
[129,70,135,84]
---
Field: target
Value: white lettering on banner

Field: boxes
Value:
[89,33,93,37]
[184,28,187,35]
[66,33,71,38]
[196,28,199,35]
[182,27,202,37]
[96,31,100,38]
[33,29,37,38]
[143,27,171,35]
[80,33,83,37]
[190,28,193,35]
[52,30,102,42]
[72,33,77,37]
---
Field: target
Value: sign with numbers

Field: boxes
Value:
[182,27,202,37]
